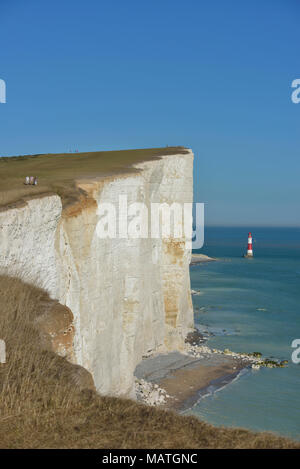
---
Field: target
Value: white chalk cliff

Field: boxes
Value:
[0,150,194,397]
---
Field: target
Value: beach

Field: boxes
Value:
[135,349,247,411]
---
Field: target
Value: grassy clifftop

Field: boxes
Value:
[0,275,298,449]
[0,147,188,209]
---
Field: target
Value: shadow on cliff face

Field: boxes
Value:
[0,275,298,449]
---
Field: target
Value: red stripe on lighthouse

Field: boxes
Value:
[247,232,253,255]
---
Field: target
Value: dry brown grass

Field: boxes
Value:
[0,275,298,449]
[0,147,188,209]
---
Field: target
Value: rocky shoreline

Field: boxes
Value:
[134,326,288,410]
[190,254,217,265]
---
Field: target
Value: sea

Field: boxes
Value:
[188,226,300,441]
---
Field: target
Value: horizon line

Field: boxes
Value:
[201,225,300,228]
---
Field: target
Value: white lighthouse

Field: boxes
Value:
[244,232,253,258]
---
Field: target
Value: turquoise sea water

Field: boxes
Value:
[189,227,300,441]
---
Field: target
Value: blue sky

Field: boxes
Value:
[0,0,299,226]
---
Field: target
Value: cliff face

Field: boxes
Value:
[0,150,194,397]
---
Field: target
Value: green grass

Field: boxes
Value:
[0,147,188,208]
